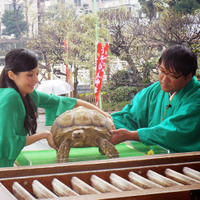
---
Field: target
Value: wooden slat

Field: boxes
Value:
[128,171,163,189]
[0,182,17,200]
[1,153,200,200]
[147,170,183,187]
[71,176,100,195]
[32,180,57,198]
[43,184,200,200]
[165,168,200,185]
[183,167,200,181]
[12,182,36,200]
[91,174,121,193]
[52,178,79,197]
[12,182,35,200]
[2,152,200,179]
[1,161,200,196]
[109,173,143,191]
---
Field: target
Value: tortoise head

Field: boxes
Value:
[72,129,85,141]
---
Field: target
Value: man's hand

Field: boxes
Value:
[110,129,140,145]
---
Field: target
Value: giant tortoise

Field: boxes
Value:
[51,106,119,162]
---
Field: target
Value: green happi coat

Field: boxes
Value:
[111,77,200,153]
[0,89,77,167]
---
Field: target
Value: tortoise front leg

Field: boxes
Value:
[56,138,71,163]
[98,138,119,159]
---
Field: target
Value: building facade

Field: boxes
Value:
[0,0,141,93]
[0,0,140,38]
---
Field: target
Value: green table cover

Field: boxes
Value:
[15,142,168,166]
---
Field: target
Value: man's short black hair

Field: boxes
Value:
[159,45,198,77]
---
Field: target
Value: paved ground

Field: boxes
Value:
[22,113,53,151]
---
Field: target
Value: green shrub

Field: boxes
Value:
[111,86,138,103]
[78,92,95,103]
[109,70,137,89]
[112,101,132,111]
[78,86,137,111]
[102,101,131,112]
[102,102,113,112]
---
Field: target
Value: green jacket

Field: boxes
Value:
[0,89,77,167]
[111,77,200,153]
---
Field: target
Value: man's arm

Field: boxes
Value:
[111,129,140,145]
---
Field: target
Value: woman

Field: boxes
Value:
[0,48,111,167]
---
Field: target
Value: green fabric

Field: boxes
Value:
[30,90,77,126]
[0,89,27,167]
[0,89,77,167]
[111,77,200,153]
[15,142,168,166]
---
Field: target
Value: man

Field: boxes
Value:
[111,45,200,153]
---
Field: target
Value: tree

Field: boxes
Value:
[138,0,155,21]
[163,0,200,14]
[27,3,110,97]
[146,10,200,50]
[1,0,28,39]
[138,0,164,22]
[27,4,77,80]
[109,70,137,89]
[79,4,92,14]
[138,0,200,18]
[1,9,27,39]
[66,14,109,96]
[173,0,200,14]
[99,8,155,84]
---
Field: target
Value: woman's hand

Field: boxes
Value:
[26,130,58,150]
[110,129,140,145]
[45,131,58,150]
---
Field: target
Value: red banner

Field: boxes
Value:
[94,43,109,107]
[64,39,69,83]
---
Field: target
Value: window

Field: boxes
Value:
[74,0,81,6]
[4,3,23,11]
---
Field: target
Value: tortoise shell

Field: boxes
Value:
[51,106,112,147]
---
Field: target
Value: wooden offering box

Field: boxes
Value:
[0,152,200,199]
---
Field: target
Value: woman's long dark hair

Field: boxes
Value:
[0,48,38,135]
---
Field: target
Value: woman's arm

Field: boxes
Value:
[26,130,58,150]
[74,99,111,118]
[74,99,115,128]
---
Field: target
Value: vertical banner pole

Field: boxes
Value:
[64,39,69,83]
[94,0,100,108]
